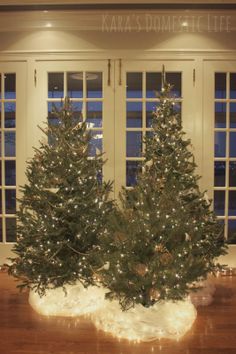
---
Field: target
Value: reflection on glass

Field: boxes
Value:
[89,130,102,157]
[126,161,141,187]
[0,218,2,242]
[230,132,236,157]
[146,72,161,98]
[5,74,16,99]
[228,220,236,244]
[229,191,236,216]
[166,72,182,97]
[5,161,16,186]
[215,73,226,99]
[86,102,102,128]
[230,103,236,128]
[4,102,16,128]
[229,161,236,187]
[215,132,226,157]
[6,217,16,242]
[146,102,158,128]
[214,161,225,187]
[230,73,236,99]
[127,73,142,98]
[214,190,225,216]
[5,132,15,157]
[48,72,64,98]
[67,72,83,98]
[87,72,102,98]
[126,131,142,157]
[215,102,226,128]
[127,102,142,128]
[5,189,16,214]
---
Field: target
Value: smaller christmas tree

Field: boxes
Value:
[99,83,227,311]
[8,99,114,295]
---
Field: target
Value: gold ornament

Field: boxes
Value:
[134,263,148,277]
[114,232,126,243]
[149,288,161,301]
[155,244,165,253]
[160,252,172,265]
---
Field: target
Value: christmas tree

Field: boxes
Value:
[8,99,114,295]
[99,83,227,311]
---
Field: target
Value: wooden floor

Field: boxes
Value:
[1,272,236,354]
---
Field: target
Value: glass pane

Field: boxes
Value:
[0,190,2,214]
[87,72,102,98]
[214,190,225,216]
[5,132,15,157]
[214,161,226,187]
[229,162,236,187]
[48,102,62,126]
[230,132,236,157]
[5,161,16,186]
[215,102,226,128]
[0,218,2,242]
[0,132,1,157]
[146,72,161,98]
[5,189,16,214]
[228,220,236,244]
[215,132,226,157]
[4,102,16,128]
[67,72,83,98]
[126,131,142,157]
[230,73,236,99]
[230,103,236,128]
[6,217,16,242]
[48,72,64,99]
[166,72,181,97]
[0,74,1,99]
[126,102,142,128]
[5,74,16,99]
[86,102,102,128]
[229,191,236,216]
[72,102,83,123]
[146,102,158,128]
[126,161,141,187]
[89,130,102,157]
[127,73,142,98]
[215,73,226,99]
[0,103,1,128]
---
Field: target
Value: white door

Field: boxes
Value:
[114,60,196,198]
[204,60,236,266]
[0,62,26,264]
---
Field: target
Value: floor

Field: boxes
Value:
[0,271,236,354]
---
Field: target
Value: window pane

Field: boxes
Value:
[214,161,226,187]
[146,72,161,98]
[5,132,15,157]
[5,189,16,214]
[88,131,102,157]
[127,73,142,98]
[215,102,226,128]
[166,72,181,97]
[146,102,158,128]
[5,161,16,186]
[0,218,2,242]
[215,73,226,99]
[48,72,64,99]
[6,217,16,242]
[67,72,83,98]
[126,161,141,187]
[214,190,225,216]
[230,103,236,128]
[229,162,236,187]
[86,101,102,128]
[126,131,142,157]
[215,132,226,157]
[48,102,62,126]
[0,132,1,157]
[86,72,102,98]
[0,74,1,99]
[228,220,236,244]
[230,132,236,157]
[127,102,142,128]
[229,191,236,216]
[230,73,236,99]
[5,74,16,99]
[0,103,1,128]
[4,102,16,128]
[72,102,83,123]
[0,190,2,214]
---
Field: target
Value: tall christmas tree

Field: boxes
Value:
[99,83,227,311]
[8,99,114,295]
